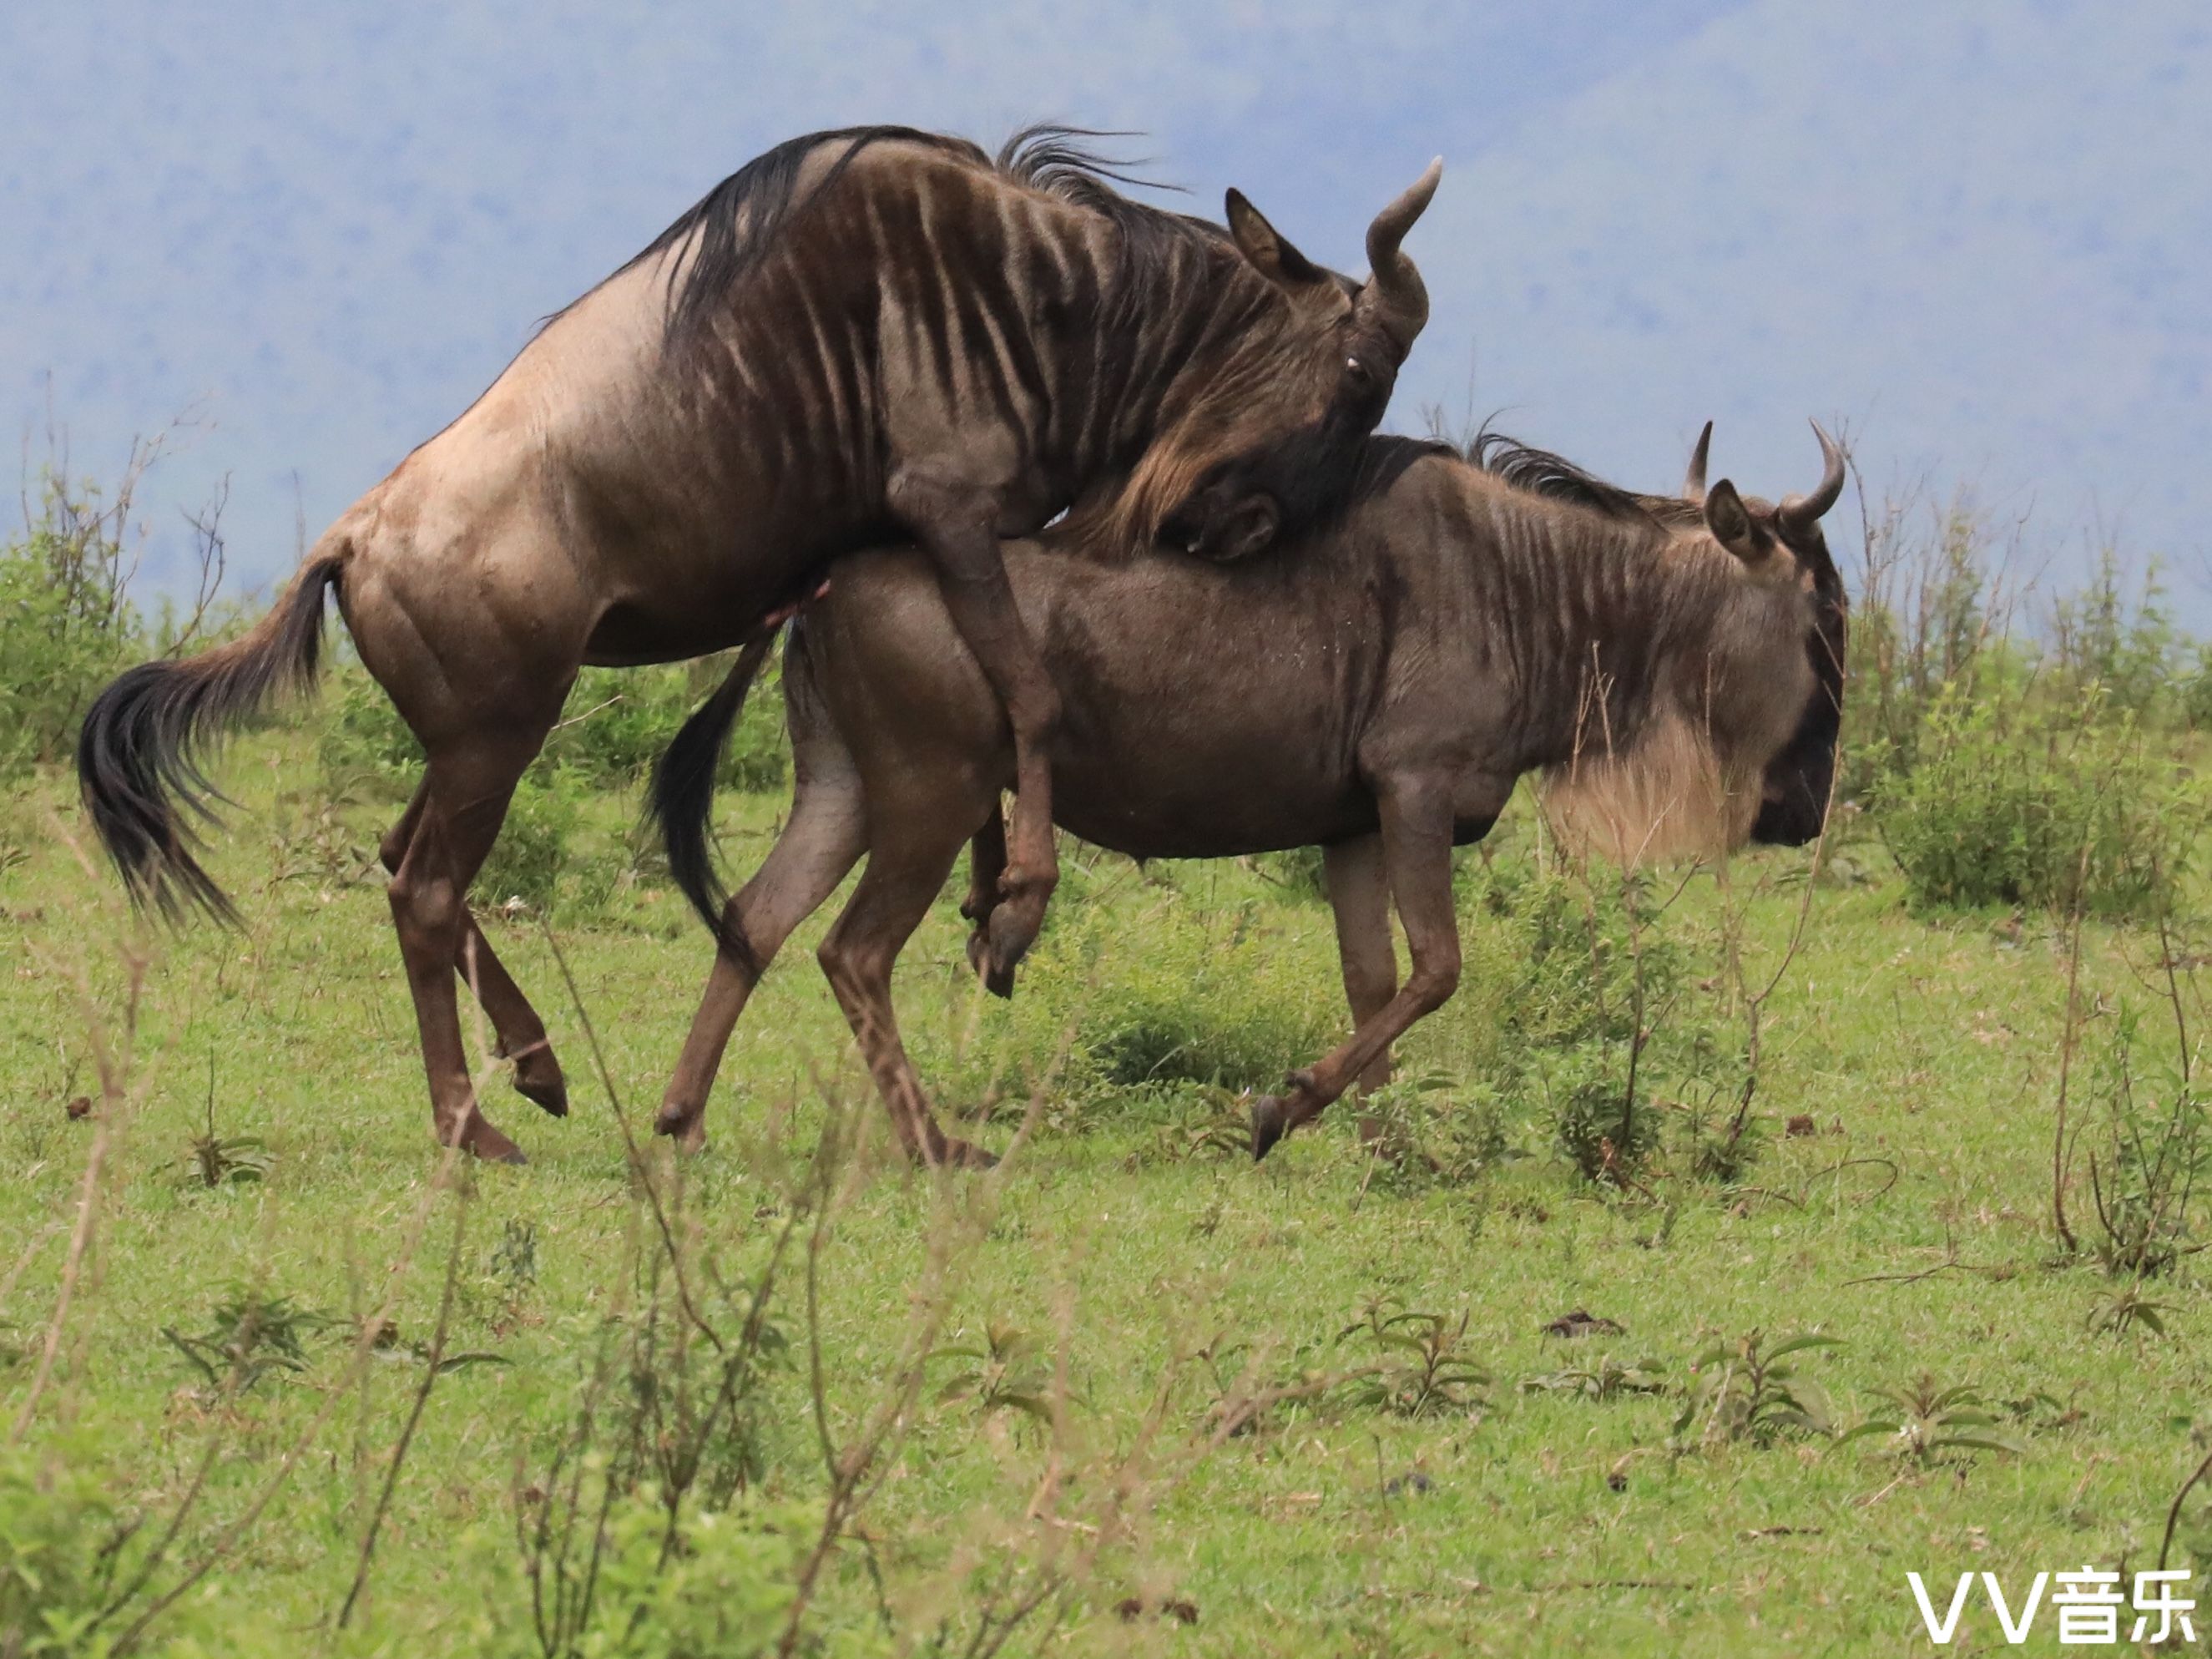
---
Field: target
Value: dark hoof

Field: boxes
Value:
[1250,1096,1289,1161]
[984,901,1041,982]
[460,1119,528,1166]
[965,928,1018,999]
[928,1137,1000,1171]
[513,1072,568,1119]
[654,1104,710,1155]
[952,1141,999,1170]
[503,1041,568,1119]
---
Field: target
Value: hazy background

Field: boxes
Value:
[3,1,2207,613]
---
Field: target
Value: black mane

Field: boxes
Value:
[1353,434,1458,503]
[629,123,1235,349]
[629,125,972,343]
[1463,429,1678,523]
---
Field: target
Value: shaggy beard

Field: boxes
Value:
[1538,713,1761,867]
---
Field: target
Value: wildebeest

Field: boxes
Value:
[653,423,1849,1163]
[74,125,1442,1162]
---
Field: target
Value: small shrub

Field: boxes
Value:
[1450,856,1735,1188]
[1673,1081,1768,1186]
[316,667,422,797]
[472,772,579,912]
[545,656,791,794]
[463,1488,871,1659]
[1879,685,2203,918]
[2048,548,2178,720]
[0,478,143,781]
[1458,861,1686,1057]
[1544,1041,1661,1186]
[1358,1070,1512,1183]
[0,1439,133,1657]
[972,888,1338,1114]
[318,652,796,802]
[2178,643,2212,732]
[2083,1008,2208,1277]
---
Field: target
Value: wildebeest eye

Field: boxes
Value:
[1345,356,1371,382]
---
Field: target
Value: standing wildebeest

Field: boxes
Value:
[74,125,1443,1162]
[653,423,1849,1163]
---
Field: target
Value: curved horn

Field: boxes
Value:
[1778,420,1846,534]
[1356,157,1443,358]
[1683,420,1713,503]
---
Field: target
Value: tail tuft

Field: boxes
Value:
[76,552,341,922]
[647,629,776,970]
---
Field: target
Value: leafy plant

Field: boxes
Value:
[1335,1299,1489,1419]
[181,1063,270,1189]
[1671,1330,1840,1451]
[1132,1086,1257,1165]
[2048,547,2179,719]
[932,1320,1053,1422]
[162,1290,328,1394]
[1452,858,1726,1190]
[1249,844,1328,903]
[1519,1353,1668,1402]
[2085,1282,2174,1341]
[2083,1008,2208,1277]
[1837,1374,2026,1463]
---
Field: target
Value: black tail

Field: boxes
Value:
[76,549,345,922]
[647,628,777,966]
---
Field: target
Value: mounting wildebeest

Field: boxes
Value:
[653,422,1849,1163]
[74,125,1443,1162]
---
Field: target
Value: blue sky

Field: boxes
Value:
[4,2,2208,615]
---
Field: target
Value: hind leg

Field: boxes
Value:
[386,726,557,1162]
[816,820,990,1168]
[381,781,567,1116]
[656,771,867,1152]
[1250,782,1463,1160]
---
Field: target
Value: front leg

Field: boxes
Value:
[960,801,1018,999]
[1252,782,1462,1159]
[1322,833,1397,1141]
[888,475,1061,979]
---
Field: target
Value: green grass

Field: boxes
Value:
[3,731,2209,1656]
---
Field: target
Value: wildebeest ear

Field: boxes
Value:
[1196,493,1282,563]
[1225,190,1326,290]
[1704,479,1760,561]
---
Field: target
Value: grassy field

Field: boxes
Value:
[3,720,2209,1657]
